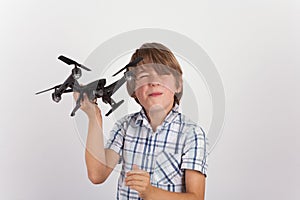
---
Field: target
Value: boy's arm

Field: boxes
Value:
[74,93,119,184]
[126,167,206,200]
[84,106,120,184]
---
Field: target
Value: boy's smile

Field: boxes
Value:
[148,91,163,97]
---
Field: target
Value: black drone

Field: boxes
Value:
[36,55,143,116]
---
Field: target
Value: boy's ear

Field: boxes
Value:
[131,91,137,98]
[175,78,183,93]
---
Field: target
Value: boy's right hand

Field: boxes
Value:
[73,92,101,119]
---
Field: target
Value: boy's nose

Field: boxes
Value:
[148,75,161,86]
[149,81,160,87]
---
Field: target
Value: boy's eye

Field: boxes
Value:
[139,75,149,79]
[136,73,150,80]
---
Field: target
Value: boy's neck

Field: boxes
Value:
[144,104,173,132]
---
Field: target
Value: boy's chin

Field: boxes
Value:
[148,104,165,112]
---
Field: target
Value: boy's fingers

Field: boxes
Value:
[132,165,148,174]
[126,165,142,175]
[132,164,139,171]
[126,171,150,181]
[128,185,144,193]
[126,175,146,182]
[73,92,79,100]
[82,94,92,104]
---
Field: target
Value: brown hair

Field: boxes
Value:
[127,42,183,105]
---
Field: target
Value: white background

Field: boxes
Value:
[0,0,299,199]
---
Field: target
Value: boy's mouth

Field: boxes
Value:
[148,92,163,97]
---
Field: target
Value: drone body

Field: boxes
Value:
[36,55,142,116]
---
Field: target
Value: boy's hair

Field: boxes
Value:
[126,42,183,105]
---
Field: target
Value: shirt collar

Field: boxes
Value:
[135,104,180,130]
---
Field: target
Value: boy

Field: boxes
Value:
[75,43,208,200]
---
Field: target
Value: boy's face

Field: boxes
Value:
[132,64,180,113]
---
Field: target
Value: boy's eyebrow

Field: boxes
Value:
[135,69,146,74]
[135,66,150,73]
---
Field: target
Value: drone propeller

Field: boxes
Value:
[58,55,92,71]
[35,84,62,95]
[112,57,143,77]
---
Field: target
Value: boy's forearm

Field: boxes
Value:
[145,186,203,200]
[86,112,105,163]
[85,111,107,183]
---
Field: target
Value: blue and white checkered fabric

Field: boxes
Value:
[105,105,208,200]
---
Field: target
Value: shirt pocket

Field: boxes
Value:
[153,151,184,185]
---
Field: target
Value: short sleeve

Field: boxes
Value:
[105,116,129,164]
[181,126,208,177]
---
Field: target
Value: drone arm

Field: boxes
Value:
[63,89,73,93]
[111,77,126,95]
[104,71,133,98]
[55,74,75,96]
[35,84,62,95]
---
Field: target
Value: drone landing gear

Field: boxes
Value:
[70,93,124,117]
[105,99,124,116]
[70,92,84,117]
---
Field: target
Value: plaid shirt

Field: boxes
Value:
[105,105,208,200]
